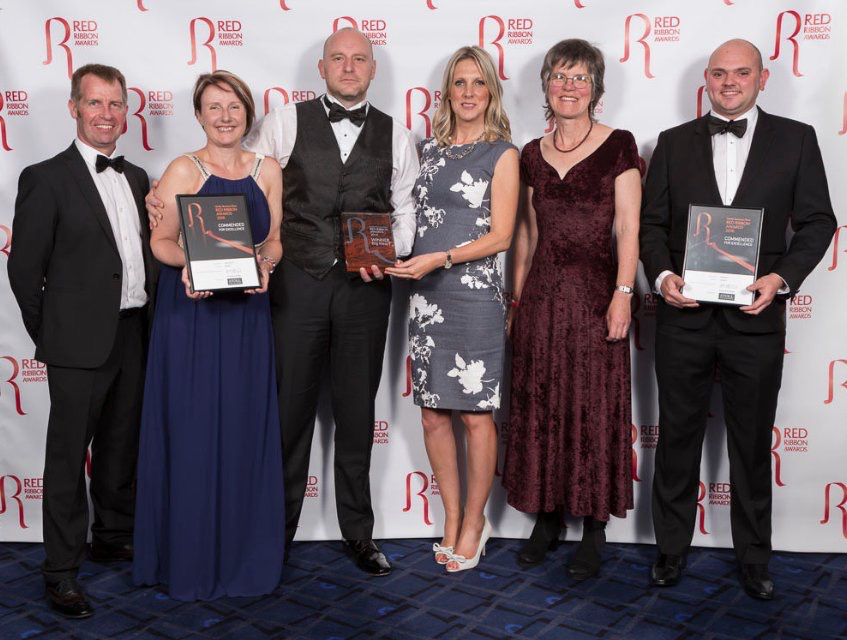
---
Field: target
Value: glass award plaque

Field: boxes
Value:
[340,211,397,272]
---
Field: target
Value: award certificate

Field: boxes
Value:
[177,194,260,292]
[682,204,764,306]
[340,212,397,272]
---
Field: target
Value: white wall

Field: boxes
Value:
[1,0,845,552]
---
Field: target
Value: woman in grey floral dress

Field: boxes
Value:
[386,46,518,573]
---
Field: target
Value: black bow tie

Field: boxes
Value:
[707,115,747,138]
[95,154,125,173]
[324,96,367,127]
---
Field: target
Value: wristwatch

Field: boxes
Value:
[444,250,453,270]
[615,284,634,294]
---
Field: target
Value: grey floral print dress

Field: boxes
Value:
[408,137,515,411]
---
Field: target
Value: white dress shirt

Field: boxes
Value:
[75,138,147,309]
[710,105,758,206]
[243,93,419,257]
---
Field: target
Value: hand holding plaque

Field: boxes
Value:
[341,212,397,272]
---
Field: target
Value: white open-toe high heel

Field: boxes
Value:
[446,517,491,573]
[432,542,454,565]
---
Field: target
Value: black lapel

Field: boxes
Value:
[694,114,723,203]
[61,143,119,255]
[733,107,774,204]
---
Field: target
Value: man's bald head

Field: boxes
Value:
[319,27,376,107]
[704,37,769,119]
[709,38,764,71]
[323,27,373,60]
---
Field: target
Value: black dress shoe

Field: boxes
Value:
[344,539,392,576]
[46,578,94,619]
[567,517,606,581]
[741,563,774,600]
[650,553,685,587]
[90,541,133,563]
[518,509,562,567]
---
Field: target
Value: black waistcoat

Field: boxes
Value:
[282,98,393,278]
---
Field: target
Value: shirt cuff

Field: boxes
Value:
[392,223,414,258]
[655,270,674,297]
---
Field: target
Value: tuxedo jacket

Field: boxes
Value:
[8,142,156,369]
[640,108,836,333]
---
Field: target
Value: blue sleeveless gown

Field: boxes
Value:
[133,168,284,600]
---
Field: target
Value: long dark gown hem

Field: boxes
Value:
[502,130,640,522]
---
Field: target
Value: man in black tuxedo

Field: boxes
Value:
[640,39,836,599]
[7,64,154,618]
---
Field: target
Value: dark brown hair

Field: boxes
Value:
[540,39,605,120]
[70,63,127,106]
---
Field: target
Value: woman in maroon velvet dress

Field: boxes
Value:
[502,39,642,579]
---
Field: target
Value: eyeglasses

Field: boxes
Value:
[549,73,591,89]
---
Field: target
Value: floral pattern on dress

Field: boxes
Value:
[445,353,501,410]
[410,293,444,330]
[415,140,448,237]
[447,353,488,394]
[460,255,504,302]
[450,170,489,209]
[414,368,440,408]
[409,293,443,407]
[445,164,505,301]
[409,138,513,411]
[475,383,501,411]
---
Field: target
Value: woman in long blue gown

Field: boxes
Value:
[133,71,285,601]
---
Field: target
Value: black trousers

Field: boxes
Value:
[42,311,145,583]
[652,309,785,564]
[270,260,391,542]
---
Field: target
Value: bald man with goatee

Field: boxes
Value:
[244,28,419,575]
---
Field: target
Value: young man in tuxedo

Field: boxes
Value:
[8,64,155,618]
[640,39,836,600]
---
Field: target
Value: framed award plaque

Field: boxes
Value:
[682,203,764,306]
[177,193,261,292]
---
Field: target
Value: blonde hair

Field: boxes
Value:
[432,46,511,147]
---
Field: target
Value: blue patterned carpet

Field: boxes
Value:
[0,539,845,639]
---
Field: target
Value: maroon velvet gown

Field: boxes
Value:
[502,129,639,520]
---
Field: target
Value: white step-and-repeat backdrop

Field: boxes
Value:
[1,0,845,552]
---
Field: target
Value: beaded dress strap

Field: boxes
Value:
[250,153,265,180]
[184,154,211,180]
